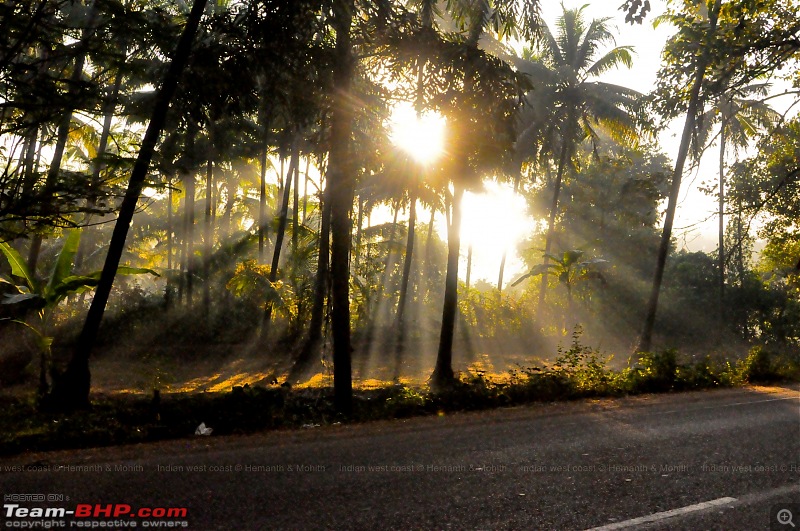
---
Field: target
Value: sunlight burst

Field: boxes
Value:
[457,181,536,284]
[389,103,446,164]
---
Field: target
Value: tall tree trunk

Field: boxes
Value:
[219,167,233,240]
[166,181,173,309]
[184,157,196,307]
[431,183,464,389]
[736,197,744,286]
[353,195,364,270]
[497,170,521,292]
[292,151,300,259]
[262,136,298,337]
[289,180,331,382]
[258,111,271,261]
[395,193,417,326]
[359,200,398,372]
[177,180,186,305]
[29,2,99,274]
[537,136,571,317]
[637,1,719,353]
[48,0,208,411]
[423,207,436,297]
[465,243,473,289]
[381,202,400,321]
[203,159,213,317]
[329,0,355,415]
[302,157,310,224]
[717,116,726,330]
[76,65,124,270]
[392,192,416,379]
[21,126,38,196]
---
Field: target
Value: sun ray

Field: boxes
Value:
[389,103,446,164]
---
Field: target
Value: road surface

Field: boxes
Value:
[1,385,798,530]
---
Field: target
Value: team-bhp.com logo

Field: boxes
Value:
[4,503,189,528]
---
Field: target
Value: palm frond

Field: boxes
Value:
[585,46,634,78]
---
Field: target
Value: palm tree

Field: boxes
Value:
[513,6,639,318]
[692,82,778,326]
[429,0,539,390]
[28,1,101,274]
[48,0,208,410]
[637,0,724,354]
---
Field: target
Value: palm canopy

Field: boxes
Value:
[691,82,781,158]
[512,5,641,163]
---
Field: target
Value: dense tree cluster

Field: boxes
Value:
[1,0,799,413]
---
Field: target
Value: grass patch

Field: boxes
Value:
[1,341,798,456]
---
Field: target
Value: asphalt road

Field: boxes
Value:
[1,385,798,530]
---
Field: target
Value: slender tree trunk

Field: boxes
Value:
[538,136,571,317]
[392,192,417,379]
[257,155,268,259]
[718,118,726,330]
[423,208,436,297]
[329,0,355,415]
[21,126,38,196]
[220,168,235,240]
[258,113,270,261]
[292,150,300,259]
[177,181,186,305]
[278,157,284,198]
[76,65,124,270]
[185,160,196,306]
[48,0,208,411]
[497,170,521,292]
[359,200,398,369]
[271,143,297,277]
[736,197,744,286]
[289,180,331,381]
[637,1,719,353]
[203,159,213,317]
[29,2,99,274]
[395,192,417,325]
[381,201,400,321]
[262,136,298,337]
[353,195,364,271]
[166,181,173,309]
[432,183,464,389]
[465,243,473,289]
[302,157,310,224]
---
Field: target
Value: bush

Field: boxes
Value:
[626,350,678,393]
[739,346,774,383]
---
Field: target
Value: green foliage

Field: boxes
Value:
[225,260,285,306]
[735,347,794,385]
[458,287,532,339]
[550,328,616,395]
[2,338,799,455]
[1,231,159,312]
[627,350,678,393]
[0,230,158,394]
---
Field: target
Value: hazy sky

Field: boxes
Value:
[395,0,796,286]
[463,0,772,285]
[460,0,682,285]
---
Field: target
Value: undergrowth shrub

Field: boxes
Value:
[740,346,774,383]
[626,350,678,393]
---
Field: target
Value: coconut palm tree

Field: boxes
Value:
[692,82,779,326]
[429,0,539,390]
[49,0,208,410]
[512,6,640,317]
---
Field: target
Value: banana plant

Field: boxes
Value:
[513,249,608,331]
[0,229,157,395]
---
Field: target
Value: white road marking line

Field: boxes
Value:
[658,395,800,415]
[585,497,738,530]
